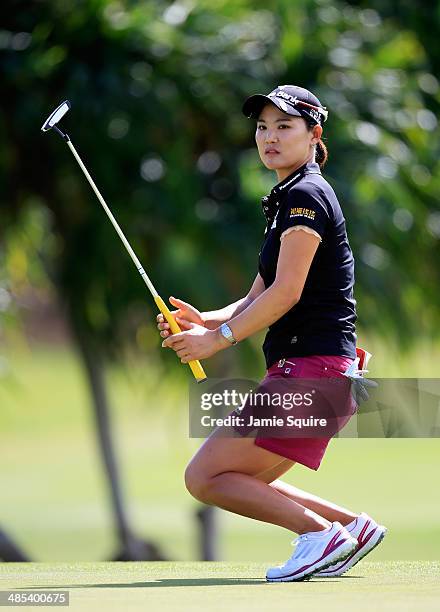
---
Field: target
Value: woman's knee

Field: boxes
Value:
[184,462,213,503]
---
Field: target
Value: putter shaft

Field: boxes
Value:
[66,137,207,383]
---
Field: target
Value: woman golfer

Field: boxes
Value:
[158,85,386,582]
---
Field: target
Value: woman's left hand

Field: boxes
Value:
[161,322,226,362]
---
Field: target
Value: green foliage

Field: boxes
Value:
[1,0,439,372]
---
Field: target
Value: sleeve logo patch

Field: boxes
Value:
[289,207,316,220]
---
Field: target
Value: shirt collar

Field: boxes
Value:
[272,160,321,195]
[261,161,321,222]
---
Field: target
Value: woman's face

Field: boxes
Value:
[255,103,322,179]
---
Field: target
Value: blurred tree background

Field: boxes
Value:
[1,0,440,564]
[1,0,439,376]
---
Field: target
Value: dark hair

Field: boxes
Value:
[305,121,328,168]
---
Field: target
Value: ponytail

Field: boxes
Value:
[315,139,328,167]
[306,120,328,168]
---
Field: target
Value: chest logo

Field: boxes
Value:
[289,207,316,220]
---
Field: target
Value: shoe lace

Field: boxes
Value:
[291,534,308,547]
[284,534,309,562]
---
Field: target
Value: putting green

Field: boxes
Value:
[1,561,439,612]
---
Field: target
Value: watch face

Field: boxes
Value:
[221,324,231,338]
[221,324,235,343]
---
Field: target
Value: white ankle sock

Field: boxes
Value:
[307,524,332,537]
[345,516,358,532]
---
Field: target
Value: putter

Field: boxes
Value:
[41,100,207,383]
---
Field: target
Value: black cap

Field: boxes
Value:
[242,85,328,126]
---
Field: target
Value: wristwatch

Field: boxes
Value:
[219,323,238,346]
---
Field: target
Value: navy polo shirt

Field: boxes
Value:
[258,161,357,369]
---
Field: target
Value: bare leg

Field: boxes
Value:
[256,461,358,526]
[185,428,330,535]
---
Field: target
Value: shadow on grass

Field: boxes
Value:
[21,579,265,588]
[19,576,363,588]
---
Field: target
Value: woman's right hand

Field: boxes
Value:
[156,296,205,338]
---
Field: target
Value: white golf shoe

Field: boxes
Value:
[266,522,358,582]
[315,512,387,577]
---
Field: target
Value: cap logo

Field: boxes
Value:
[268,89,328,123]
[270,90,299,106]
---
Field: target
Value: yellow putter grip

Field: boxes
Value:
[154,295,207,383]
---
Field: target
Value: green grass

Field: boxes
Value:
[1,343,440,563]
[1,562,439,612]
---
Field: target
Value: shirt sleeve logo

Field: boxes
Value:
[289,207,316,220]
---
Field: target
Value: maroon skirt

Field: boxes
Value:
[249,355,357,470]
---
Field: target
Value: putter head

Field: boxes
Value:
[41,100,71,132]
